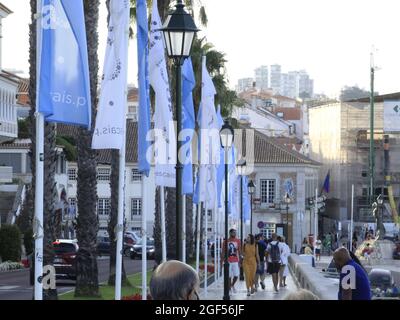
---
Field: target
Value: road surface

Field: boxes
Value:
[0,257,152,300]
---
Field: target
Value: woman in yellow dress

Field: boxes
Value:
[242,234,260,296]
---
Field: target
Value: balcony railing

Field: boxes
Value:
[0,120,17,140]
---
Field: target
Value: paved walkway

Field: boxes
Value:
[199,268,298,300]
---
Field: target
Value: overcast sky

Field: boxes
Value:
[3,0,400,98]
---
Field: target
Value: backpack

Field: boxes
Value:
[270,242,281,263]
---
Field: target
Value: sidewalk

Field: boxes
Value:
[199,269,298,300]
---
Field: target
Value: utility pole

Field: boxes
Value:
[369,49,375,206]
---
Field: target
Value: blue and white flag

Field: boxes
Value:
[242,175,251,223]
[216,105,225,208]
[137,0,151,176]
[181,58,196,195]
[228,146,238,218]
[92,0,130,150]
[149,0,176,187]
[38,0,91,127]
[197,56,219,206]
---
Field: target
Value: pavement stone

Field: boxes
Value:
[199,269,298,300]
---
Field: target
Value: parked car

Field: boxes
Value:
[125,231,141,244]
[30,239,78,285]
[129,238,155,260]
[369,268,394,291]
[97,236,134,257]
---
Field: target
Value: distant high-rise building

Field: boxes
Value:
[254,65,269,91]
[298,70,314,99]
[270,64,282,94]
[237,77,254,93]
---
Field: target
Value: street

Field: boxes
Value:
[0,257,151,300]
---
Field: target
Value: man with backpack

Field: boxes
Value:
[265,233,284,293]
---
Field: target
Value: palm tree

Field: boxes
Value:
[28,0,58,300]
[74,0,100,298]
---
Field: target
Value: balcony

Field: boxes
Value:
[0,90,18,142]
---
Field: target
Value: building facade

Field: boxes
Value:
[254,65,269,91]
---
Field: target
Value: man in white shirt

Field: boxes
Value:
[278,236,291,287]
[315,237,322,261]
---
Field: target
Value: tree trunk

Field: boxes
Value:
[74,0,100,298]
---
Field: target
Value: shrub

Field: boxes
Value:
[0,225,22,262]
[0,261,24,272]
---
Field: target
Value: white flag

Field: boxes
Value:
[92,0,130,150]
[198,56,219,205]
[150,0,176,187]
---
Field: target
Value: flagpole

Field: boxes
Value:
[204,202,208,297]
[34,0,44,301]
[160,186,167,262]
[314,188,318,256]
[350,184,354,251]
[214,203,218,282]
[142,177,147,300]
[182,195,186,263]
[195,203,201,274]
[115,144,125,300]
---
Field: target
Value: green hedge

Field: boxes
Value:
[0,225,22,262]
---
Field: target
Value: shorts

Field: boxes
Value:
[229,262,240,278]
[256,261,265,274]
[315,249,321,255]
[267,262,281,274]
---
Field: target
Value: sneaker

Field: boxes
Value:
[251,288,255,294]
[260,282,265,290]
[247,291,251,296]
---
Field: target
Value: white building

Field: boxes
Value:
[254,66,269,91]
[269,64,282,95]
[236,77,254,93]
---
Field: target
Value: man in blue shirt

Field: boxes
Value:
[333,247,371,300]
[255,234,267,290]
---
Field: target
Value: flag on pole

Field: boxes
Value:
[137,0,151,176]
[181,58,196,195]
[92,0,130,149]
[242,175,251,223]
[39,0,91,128]
[216,105,225,208]
[149,0,176,187]
[322,170,330,194]
[197,57,219,206]
[228,146,238,218]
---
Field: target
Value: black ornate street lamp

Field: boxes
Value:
[220,120,234,301]
[248,180,256,234]
[236,159,246,281]
[160,0,199,261]
[284,192,291,245]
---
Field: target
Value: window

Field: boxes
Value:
[207,228,212,232]
[260,224,275,239]
[131,198,142,219]
[361,171,367,178]
[68,198,77,217]
[131,227,141,232]
[260,179,275,204]
[131,168,142,182]
[68,168,77,181]
[97,198,110,216]
[97,168,111,181]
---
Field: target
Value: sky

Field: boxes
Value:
[2,0,400,98]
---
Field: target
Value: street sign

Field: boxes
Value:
[257,221,265,229]
[384,100,400,132]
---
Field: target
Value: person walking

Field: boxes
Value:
[254,234,267,290]
[242,234,260,296]
[265,233,284,293]
[279,236,291,287]
[301,237,308,254]
[315,237,322,261]
[221,229,241,293]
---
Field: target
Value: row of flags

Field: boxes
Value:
[36,0,249,222]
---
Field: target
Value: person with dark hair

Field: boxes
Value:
[242,234,260,296]
[221,229,241,293]
[254,234,267,290]
[150,260,200,300]
[265,233,284,293]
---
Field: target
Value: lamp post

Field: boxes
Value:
[284,192,291,245]
[220,120,234,301]
[160,0,199,261]
[237,159,246,281]
[248,180,256,234]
